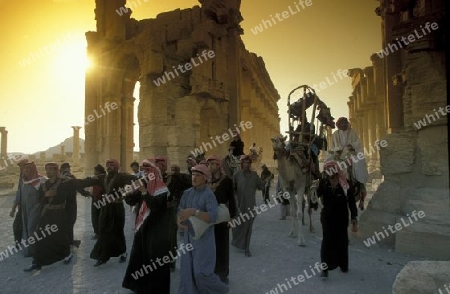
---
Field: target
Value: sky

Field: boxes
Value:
[0,0,381,154]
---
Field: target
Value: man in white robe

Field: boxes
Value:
[330,117,368,209]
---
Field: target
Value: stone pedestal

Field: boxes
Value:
[393,261,450,294]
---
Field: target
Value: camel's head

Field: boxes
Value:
[271,134,287,151]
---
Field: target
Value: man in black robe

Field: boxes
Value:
[317,160,358,279]
[166,163,192,271]
[89,159,136,266]
[207,155,237,284]
[122,159,171,293]
[60,162,91,248]
[229,134,244,157]
[24,162,93,271]
[260,164,274,204]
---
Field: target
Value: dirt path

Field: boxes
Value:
[0,186,420,294]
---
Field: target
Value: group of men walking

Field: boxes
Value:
[9,149,269,294]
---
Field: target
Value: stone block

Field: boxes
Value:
[191,6,202,24]
[393,261,450,294]
[156,9,181,26]
[396,216,450,259]
[180,8,192,21]
[358,210,398,247]
[380,133,415,174]
[177,39,194,60]
[417,126,449,175]
[366,180,402,214]
[191,27,212,48]
[167,21,192,42]
[142,52,164,76]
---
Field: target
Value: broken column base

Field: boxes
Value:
[393,261,450,294]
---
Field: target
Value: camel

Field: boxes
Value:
[271,134,318,246]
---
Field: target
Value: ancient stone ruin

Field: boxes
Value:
[350,0,448,260]
[84,0,281,171]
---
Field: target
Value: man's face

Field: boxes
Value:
[94,170,100,176]
[171,166,180,174]
[339,121,349,131]
[106,163,116,173]
[242,160,251,171]
[131,165,139,173]
[46,168,57,179]
[156,162,166,174]
[191,172,206,187]
[208,162,219,174]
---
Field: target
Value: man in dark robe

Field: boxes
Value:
[90,164,106,239]
[317,160,358,279]
[166,163,192,271]
[60,162,91,248]
[229,133,244,157]
[260,164,274,204]
[231,155,264,257]
[122,159,171,293]
[207,155,237,285]
[24,162,93,271]
[89,159,136,266]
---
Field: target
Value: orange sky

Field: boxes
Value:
[0,0,381,154]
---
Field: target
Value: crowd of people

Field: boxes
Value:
[8,116,366,290]
[8,148,270,293]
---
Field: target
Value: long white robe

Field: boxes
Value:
[331,129,369,183]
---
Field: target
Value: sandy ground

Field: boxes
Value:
[0,186,422,294]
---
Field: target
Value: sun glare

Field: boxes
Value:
[53,40,91,75]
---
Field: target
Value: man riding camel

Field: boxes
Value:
[330,117,368,210]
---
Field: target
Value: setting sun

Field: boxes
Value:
[53,39,90,75]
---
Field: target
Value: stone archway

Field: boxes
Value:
[85,0,281,171]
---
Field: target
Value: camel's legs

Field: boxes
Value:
[289,191,299,238]
[301,196,306,225]
[308,206,315,233]
[296,190,306,247]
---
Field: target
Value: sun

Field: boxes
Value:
[53,40,91,75]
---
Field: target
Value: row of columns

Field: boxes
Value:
[347,60,387,174]
[0,126,81,164]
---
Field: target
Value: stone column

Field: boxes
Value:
[60,144,65,162]
[71,126,82,165]
[0,127,7,159]
[40,152,46,162]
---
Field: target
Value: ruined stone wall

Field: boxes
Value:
[85,0,280,171]
[357,0,448,259]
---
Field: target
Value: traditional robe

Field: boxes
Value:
[178,186,229,294]
[211,175,237,281]
[230,139,244,157]
[330,128,368,183]
[20,178,45,257]
[61,171,90,245]
[87,172,136,262]
[317,179,357,272]
[231,170,263,252]
[33,178,91,266]
[122,185,171,293]
[166,172,192,267]
[13,181,23,246]
[260,169,274,203]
